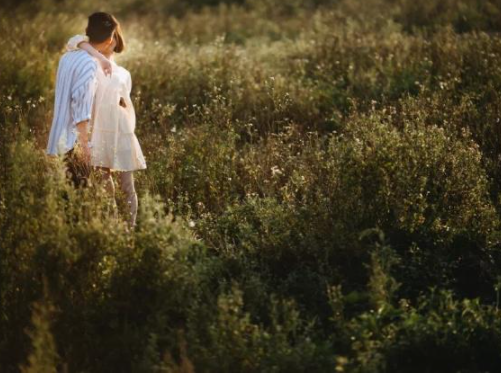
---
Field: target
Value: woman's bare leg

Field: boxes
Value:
[119,171,138,228]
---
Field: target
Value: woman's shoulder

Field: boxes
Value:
[115,63,130,73]
[114,64,132,80]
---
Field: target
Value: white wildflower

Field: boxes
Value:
[271,165,283,176]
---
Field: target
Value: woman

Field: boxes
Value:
[67,26,146,228]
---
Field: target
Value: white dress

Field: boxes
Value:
[67,35,147,172]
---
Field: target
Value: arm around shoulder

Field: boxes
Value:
[66,34,112,76]
[66,34,89,51]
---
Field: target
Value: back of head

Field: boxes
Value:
[86,12,118,43]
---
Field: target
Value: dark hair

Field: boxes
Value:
[113,22,126,53]
[86,12,117,43]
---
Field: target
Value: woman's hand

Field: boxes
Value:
[68,36,113,77]
[119,97,127,108]
[98,55,113,77]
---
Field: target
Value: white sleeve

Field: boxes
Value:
[66,34,89,51]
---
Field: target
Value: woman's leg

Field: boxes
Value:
[119,171,138,228]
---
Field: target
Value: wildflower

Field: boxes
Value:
[271,165,283,176]
[188,220,195,228]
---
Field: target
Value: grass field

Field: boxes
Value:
[3,0,501,371]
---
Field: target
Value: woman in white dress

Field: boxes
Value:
[67,28,146,228]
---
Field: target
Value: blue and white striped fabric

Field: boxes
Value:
[46,50,98,156]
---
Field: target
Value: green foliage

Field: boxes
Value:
[338,287,501,373]
[186,283,334,372]
[20,281,60,373]
[393,0,501,33]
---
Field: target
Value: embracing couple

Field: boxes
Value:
[46,12,146,228]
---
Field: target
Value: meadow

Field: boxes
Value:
[2,0,501,371]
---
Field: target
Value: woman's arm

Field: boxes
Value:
[66,34,88,51]
[79,42,113,77]
[66,35,112,76]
